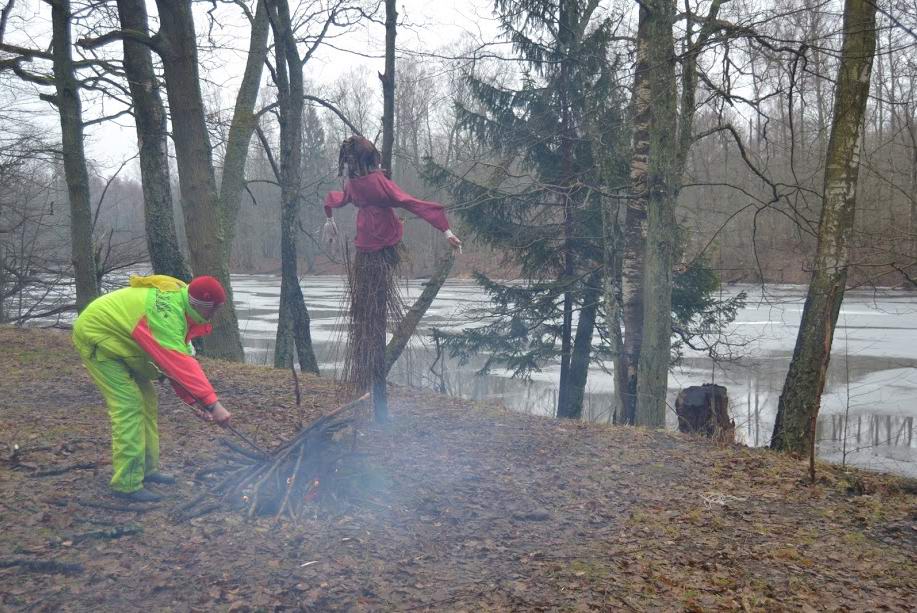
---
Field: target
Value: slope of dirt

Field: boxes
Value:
[0,326,914,611]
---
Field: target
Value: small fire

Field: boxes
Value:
[303,479,320,502]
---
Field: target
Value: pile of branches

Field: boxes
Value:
[176,396,369,522]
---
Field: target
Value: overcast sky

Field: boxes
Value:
[2,0,502,178]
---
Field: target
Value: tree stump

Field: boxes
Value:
[675,384,735,443]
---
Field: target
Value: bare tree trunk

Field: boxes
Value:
[363,0,398,421]
[619,5,652,425]
[268,0,319,374]
[633,0,678,428]
[557,205,574,416]
[155,0,243,360]
[384,246,454,374]
[621,0,713,427]
[219,0,269,263]
[771,0,877,453]
[50,0,98,310]
[619,0,721,427]
[116,0,189,281]
[676,0,723,176]
[906,112,917,261]
[601,194,627,422]
[380,0,396,172]
[557,273,600,419]
[555,0,577,418]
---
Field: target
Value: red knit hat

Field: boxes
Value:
[188,276,227,309]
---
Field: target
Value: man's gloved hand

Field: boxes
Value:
[201,400,232,427]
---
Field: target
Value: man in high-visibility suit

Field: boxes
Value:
[73,275,233,502]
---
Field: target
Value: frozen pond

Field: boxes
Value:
[232,276,917,478]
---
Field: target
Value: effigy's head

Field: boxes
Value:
[338,136,381,178]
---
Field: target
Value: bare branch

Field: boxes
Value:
[253,125,281,182]
[0,0,14,42]
[81,108,133,128]
[77,29,158,51]
[303,94,362,136]
[0,41,52,60]
[91,155,137,235]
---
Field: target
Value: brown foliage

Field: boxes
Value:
[0,327,914,610]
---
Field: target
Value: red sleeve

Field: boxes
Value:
[324,186,350,218]
[131,317,218,406]
[379,176,450,232]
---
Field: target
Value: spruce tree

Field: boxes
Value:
[426,0,626,419]
[428,0,744,420]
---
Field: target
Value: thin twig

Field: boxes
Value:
[219,438,268,462]
[30,462,97,478]
[73,498,158,513]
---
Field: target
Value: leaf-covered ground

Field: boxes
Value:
[0,326,915,611]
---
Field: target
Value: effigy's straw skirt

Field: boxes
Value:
[340,245,405,399]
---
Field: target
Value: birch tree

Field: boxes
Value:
[771,0,878,454]
[620,0,728,427]
[628,0,678,427]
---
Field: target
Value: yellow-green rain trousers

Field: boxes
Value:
[81,353,161,493]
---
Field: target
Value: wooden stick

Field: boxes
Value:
[65,525,142,544]
[176,502,221,522]
[219,464,258,493]
[276,440,306,520]
[173,492,211,517]
[246,464,277,518]
[74,498,158,513]
[30,462,97,478]
[0,559,83,574]
[220,438,268,462]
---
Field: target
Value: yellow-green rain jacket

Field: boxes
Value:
[72,275,219,406]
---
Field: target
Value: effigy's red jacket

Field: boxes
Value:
[324,170,450,252]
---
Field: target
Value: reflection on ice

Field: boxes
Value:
[232,275,917,477]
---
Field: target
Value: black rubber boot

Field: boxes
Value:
[144,472,177,485]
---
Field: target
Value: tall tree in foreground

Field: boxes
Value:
[153,0,243,359]
[622,0,678,427]
[84,0,276,356]
[360,0,398,420]
[771,0,878,453]
[115,0,189,281]
[619,0,726,427]
[51,0,98,310]
[267,0,319,373]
